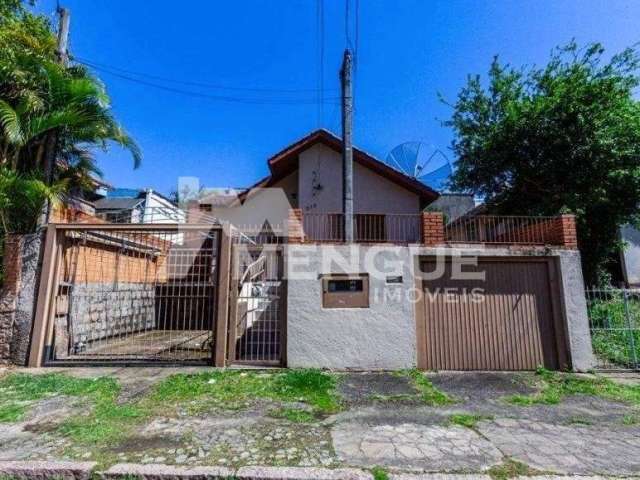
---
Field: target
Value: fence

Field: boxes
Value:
[586,288,640,370]
[445,215,559,245]
[302,213,422,243]
[38,224,221,364]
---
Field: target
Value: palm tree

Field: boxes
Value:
[0,61,141,176]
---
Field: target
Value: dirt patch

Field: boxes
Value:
[428,372,536,405]
[23,421,59,433]
[338,373,420,405]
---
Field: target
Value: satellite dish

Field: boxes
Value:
[385,142,452,191]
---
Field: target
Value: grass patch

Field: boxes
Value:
[268,407,317,423]
[588,295,640,367]
[622,412,640,425]
[370,466,389,480]
[0,373,120,423]
[401,369,455,406]
[503,367,640,406]
[487,459,532,480]
[448,413,493,429]
[146,369,341,414]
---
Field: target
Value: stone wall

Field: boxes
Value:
[57,283,156,357]
[0,233,43,365]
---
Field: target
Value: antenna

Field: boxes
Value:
[385,141,453,191]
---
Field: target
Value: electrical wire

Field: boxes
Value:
[75,56,336,94]
[76,59,340,105]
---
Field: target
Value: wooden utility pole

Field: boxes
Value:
[340,49,354,242]
[40,7,70,226]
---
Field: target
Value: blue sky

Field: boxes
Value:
[36,0,640,196]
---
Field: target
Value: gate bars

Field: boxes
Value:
[586,287,640,370]
[28,223,232,367]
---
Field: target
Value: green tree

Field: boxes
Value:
[444,42,640,284]
[0,0,140,184]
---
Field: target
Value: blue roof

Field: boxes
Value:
[106,188,142,198]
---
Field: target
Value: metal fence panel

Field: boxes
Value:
[586,288,640,370]
[46,226,220,364]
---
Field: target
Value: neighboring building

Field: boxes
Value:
[620,224,640,286]
[428,193,476,222]
[93,188,185,224]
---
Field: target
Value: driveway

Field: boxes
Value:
[0,368,639,476]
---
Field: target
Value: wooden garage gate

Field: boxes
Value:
[416,257,568,371]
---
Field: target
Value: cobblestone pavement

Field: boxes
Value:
[1,368,640,476]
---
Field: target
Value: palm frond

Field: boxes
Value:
[0,99,24,145]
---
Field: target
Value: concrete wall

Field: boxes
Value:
[285,244,594,371]
[286,244,417,369]
[298,144,421,215]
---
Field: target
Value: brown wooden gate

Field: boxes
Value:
[416,257,568,371]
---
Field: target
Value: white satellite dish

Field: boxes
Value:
[385,142,452,191]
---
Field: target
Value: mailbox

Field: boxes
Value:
[321,273,369,308]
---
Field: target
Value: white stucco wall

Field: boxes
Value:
[285,244,594,371]
[298,144,421,214]
[286,244,417,370]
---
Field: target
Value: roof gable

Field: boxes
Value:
[261,129,438,202]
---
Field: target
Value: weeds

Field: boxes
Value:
[402,369,455,406]
[370,466,389,480]
[268,407,317,423]
[448,413,493,429]
[487,459,532,480]
[503,368,640,406]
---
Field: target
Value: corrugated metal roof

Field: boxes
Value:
[93,197,144,210]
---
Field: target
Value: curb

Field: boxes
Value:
[0,461,97,480]
[0,462,630,480]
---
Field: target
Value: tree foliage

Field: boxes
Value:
[444,42,640,284]
[0,0,141,239]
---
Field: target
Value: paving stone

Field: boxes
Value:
[479,419,640,475]
[102,463,234,479]
[332,422,503,471]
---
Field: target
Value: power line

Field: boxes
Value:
[75,56,337,94]
[317,0,325,126]
[76,60,341,105]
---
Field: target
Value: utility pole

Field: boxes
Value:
[56,7,71,67]
[340,49,354,242]
[39,6,70,226]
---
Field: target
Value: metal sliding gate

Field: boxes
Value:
[42,224,221,365]
[228,243,285,366]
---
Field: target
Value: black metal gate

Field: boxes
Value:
[45,225,220,365]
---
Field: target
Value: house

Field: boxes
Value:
[12,130,596,374]
[203,129,438,243]
[93,188,185,224]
